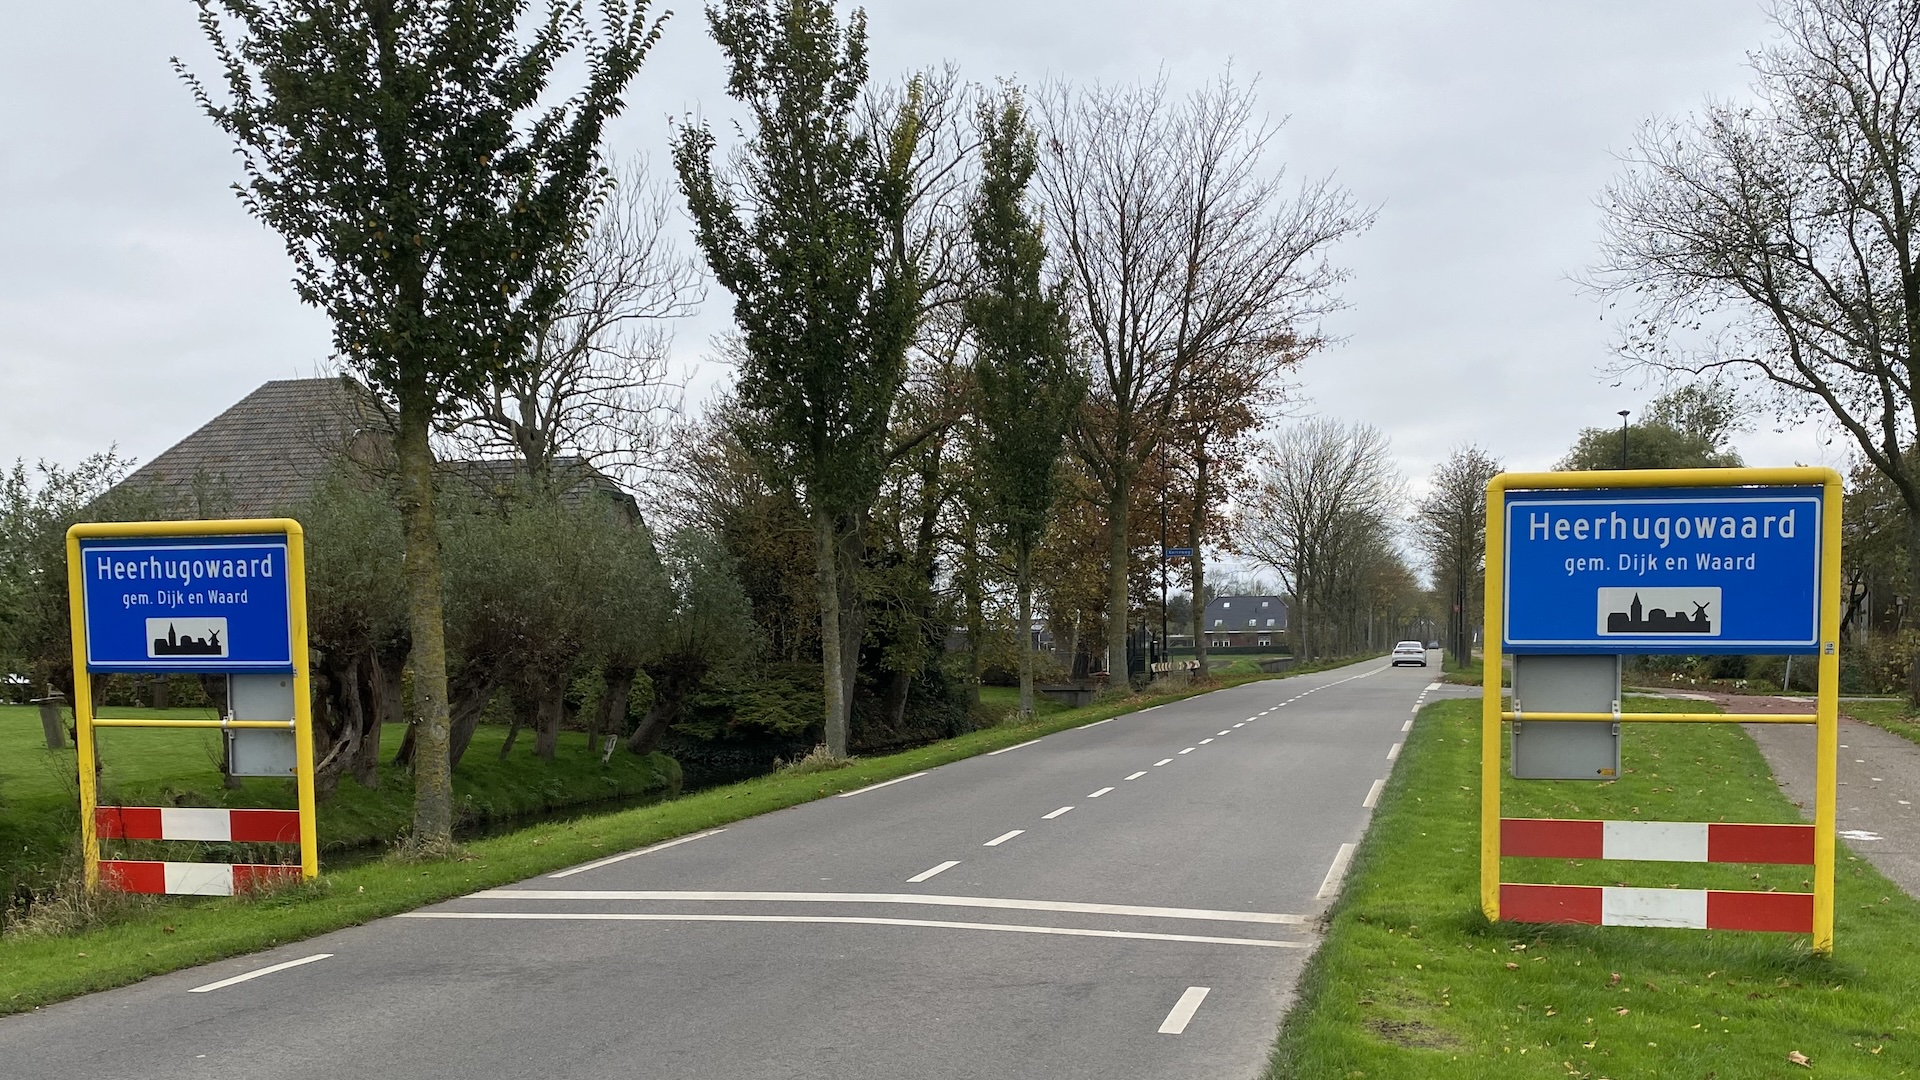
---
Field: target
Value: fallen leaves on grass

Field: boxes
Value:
[1787,1050,1811,1067]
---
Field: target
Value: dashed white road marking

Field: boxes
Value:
[988,739,1044,756]
[984,830,1025,847]
[1233,723,1245,728]
[1126,771,1148,780]
[550,828,727,878]
[1199,738,1214,745]
[1158,986,1212,1034]
[1081,717,1116,728]
[1387,743,1401,761]
[835,773,928,799]
[1217,730,1231,736]
[1154,758,1174,767]
[1043,806,1074,820]
[1088,787,1114,798]
[1179,747,1196,755]
[1363,779,1386,808]
[1140,705,1164,713]
[1401,719,1413,732]
[189,953,332,994]
[1317,843,1358,900]
[908,861,960,883]
[401,911,1309,949]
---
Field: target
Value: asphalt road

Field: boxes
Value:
[0,656,1462,1080]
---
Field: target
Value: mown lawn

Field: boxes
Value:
[0,704,678,901]
[1268,697,1920,1079]
[1839,698,1920,749]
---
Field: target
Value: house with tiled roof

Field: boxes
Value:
[1200,594,1290,650]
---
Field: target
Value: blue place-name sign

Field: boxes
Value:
[1504,486,1822,655]
[78,534,294,673]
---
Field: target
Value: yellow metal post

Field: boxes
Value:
[1480,475,1508,922]
[1812,475,1843,954]
[286,521,318,880]
[64,528,99,891]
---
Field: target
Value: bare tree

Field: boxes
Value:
[1238,418,1403,661]
[1411,445,1501,669]
[1592,0,1920,695]
[454,158,704,487]
[1035,69,1367,682]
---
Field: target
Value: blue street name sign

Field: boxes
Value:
[1163,547,1194,558]
[1504,486,1822,655]
[78,534,295,673]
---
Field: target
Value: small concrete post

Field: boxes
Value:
[33,693,68,750]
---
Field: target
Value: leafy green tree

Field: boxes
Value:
[1411,445,1501,668]
[965,89,1082,719]
[179,0,666,848]
[1556,384,1746,471]
[673,0,920,758]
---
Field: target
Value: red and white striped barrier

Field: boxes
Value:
[96,806,301,844]
[1500,883,1813,933]
[1501,818,1813,866]
[100,860,301,897]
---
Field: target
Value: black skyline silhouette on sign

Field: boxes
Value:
[1605,594,1712,635]
[152,623,224,657]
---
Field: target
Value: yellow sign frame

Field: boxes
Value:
[1480,467,1842,953]
[65,518,318,890]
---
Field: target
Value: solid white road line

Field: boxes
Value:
[835,772,928,799]
[1401,719,1413,732]
[1363,779,1386,809]
[984,830,1025,847]
[1125,771,1148,780]
[1158,986,1212,1034]
[470,889,1311,925]
[907,861,960,883]
[988,739,1043,756]
[1153,759,1173,767]
[549,828,728,878]
[1317,843,1358,900]
[1043,806,1073,819]
[1387,743,1401,761]
[1088,787,1114,798]
[400,911,1309,949]
[188,953,332,994]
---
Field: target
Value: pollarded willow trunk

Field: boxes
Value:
[397,399,454,849]
[816,508,848,758]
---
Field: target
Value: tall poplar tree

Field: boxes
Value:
[180,0,665,848]
[966,90,1082,719]
[673,0,920,757]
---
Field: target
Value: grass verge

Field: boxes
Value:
[1838,698,1920,748]
[0,666,1297,1016]
[1267,696,1920,1079]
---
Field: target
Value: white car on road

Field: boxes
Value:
[1390,640,1428,667]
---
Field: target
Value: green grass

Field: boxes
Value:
[1838,698,1920,749]
[1267,696,1920,1078]
[976,685,1072,718]
[0,705,678,899]
[0,666,1307,1015]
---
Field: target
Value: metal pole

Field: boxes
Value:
[1617,410,1630,469]
[1160,461,1169,676]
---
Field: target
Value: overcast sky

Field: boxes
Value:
[0,1,1849,493]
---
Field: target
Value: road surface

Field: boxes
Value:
[0,656,1461,1080]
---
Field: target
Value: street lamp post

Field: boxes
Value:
[1617,410,1630,469]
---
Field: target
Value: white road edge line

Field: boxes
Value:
[988,739,1043,756]
[984,829,1025,847]
[907,861,960,883]
[1088,787,1114,798]
[1043,806,1073,819]
[1317,843,1358,900]
[1387,743,1401,761]
[188,953,332,994]
[835,772,929,799]
[1140,704,1163,712]
[399,911,1309,949]
[473,889,1310,925]
[1158,986,1212,1034]
[549,828,728,878]
[1363,779,1387,809]
[1401,719,1413,732]
[1125,771,1148,780]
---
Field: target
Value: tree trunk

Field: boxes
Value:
[533,674,564,761]
[1907,518,1920,706]
[1105,472,1133,683]
[964,534,986,711]
[446,670,498,769]
[150,675,171,710]
[356,650,402,787]
[594,665,636,750]
[1016,546,1035,719]
[815,508,848,757]
[1189,447,1210,680]
[837,513,864,742]
[397,396,455,849]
